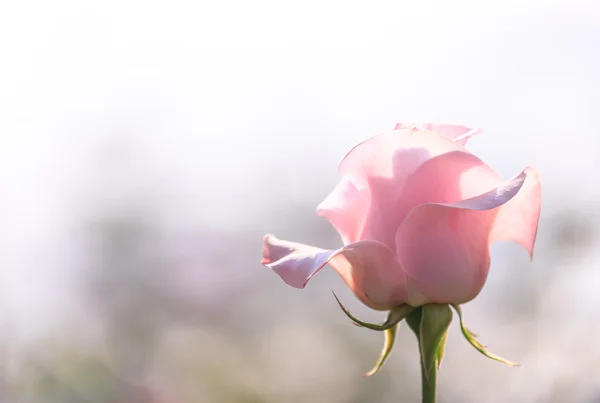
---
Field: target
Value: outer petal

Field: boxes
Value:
[394,122,483,146]
[395,168,534,305]
[490,166,541,257]
[338,127,502,250]
[336,130,485,248]
[262,234,408,310]
[316,178,368,245]
[367,151,502,250]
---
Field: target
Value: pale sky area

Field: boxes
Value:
[0,0,599,401]
[1,0,599,333]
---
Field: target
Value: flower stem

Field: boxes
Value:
[420,347,437,403]
[407,305,446,403]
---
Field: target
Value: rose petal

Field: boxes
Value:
[490,167,541,257]
[336,129,490,248]
[316,178,368,244]
[339,129,455,188]
[262,234,408,310]
[394,122,483,146]
[338,128,502,251]
[395,168,533,305]
[366,150,502,249]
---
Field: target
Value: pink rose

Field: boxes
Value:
[262,123,541,309]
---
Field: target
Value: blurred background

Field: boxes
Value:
[1,0,599,402]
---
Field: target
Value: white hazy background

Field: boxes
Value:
[1,1,599,402]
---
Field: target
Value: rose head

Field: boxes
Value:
[262,123,541,310]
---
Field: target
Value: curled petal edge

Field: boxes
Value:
[490,166,541,259]
[262,235,408,310]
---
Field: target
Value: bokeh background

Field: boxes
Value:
[1,0,599,402]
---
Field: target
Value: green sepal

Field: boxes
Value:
[418,304,453,380]
[364,324,399,377]
[435,326,449,371]
[405,306,422,335]
[332,291,414,331]
[451,304,517,367]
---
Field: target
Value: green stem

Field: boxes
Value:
[420,346,437,403]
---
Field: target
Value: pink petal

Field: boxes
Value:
[337,128,500,250]
[316,178,368,244]
[338,129,454,188]
[490,166,542,257]
[394,122,482,146]
[262,234,408,310]
[395,168,535,305]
